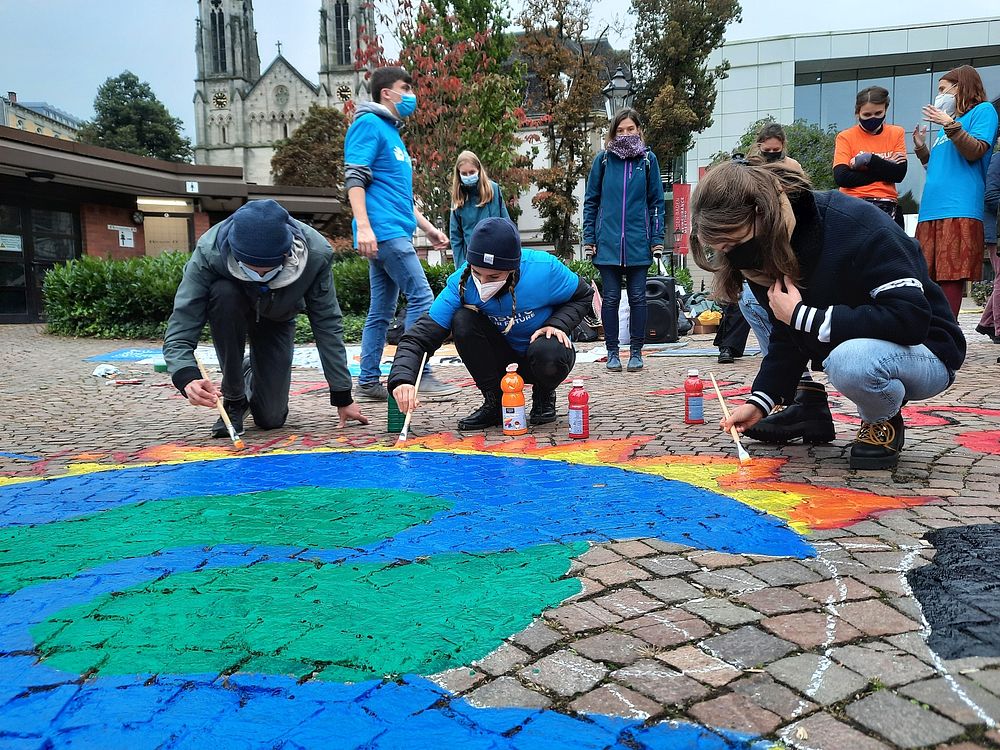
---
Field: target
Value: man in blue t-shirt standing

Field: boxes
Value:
[344,66,459,400]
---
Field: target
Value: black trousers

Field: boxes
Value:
[713,302,750,355]
[451,307,576,394]
[208,279,295,430]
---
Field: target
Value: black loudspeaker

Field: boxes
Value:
[645,274,678,343]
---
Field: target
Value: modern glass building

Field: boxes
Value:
[689,16,1000,209]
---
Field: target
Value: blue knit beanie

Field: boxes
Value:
[466,217,521,271]
[228,200,293,266]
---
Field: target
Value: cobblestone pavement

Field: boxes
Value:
[1,310,1000,749]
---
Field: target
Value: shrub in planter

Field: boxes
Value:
[44,253,188,339]
[972,280,993,307]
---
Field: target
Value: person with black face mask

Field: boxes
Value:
[753,123,802,171]
[690,159,965,471]
[833,86,908,228]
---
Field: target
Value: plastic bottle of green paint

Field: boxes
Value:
[387,393,405,433]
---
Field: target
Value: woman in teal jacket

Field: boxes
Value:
[583,108,665,372]
[449,150,511,268]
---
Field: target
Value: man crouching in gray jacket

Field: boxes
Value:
[163,199,368,437]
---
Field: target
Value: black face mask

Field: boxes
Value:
[726,235,765,271]
[761,150,784,163]
[859,116,885,133]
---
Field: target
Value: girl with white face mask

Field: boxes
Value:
[388,218,594,432]
[913,65,999,318]
[448,150,511,269]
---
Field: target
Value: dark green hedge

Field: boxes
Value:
[43,251,687,342]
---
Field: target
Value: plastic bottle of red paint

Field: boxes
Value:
[684,369,705,425]
[568,379,590,439]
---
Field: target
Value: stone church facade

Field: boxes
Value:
[193,0,373,185]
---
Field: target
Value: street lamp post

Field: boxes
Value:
[601,65,635,120]
[669,228,683,277]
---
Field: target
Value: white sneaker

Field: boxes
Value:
[419,372,460,397]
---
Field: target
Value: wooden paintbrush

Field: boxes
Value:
[709,372,750,464]
[193,352,246,450]
[396,352,429,446]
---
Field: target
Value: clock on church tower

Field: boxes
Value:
[212,91,229,109]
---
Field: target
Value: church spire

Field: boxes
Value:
[195,0,261,84]
[318,0,375,103]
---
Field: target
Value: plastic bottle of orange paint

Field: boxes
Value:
[501,363,528,435]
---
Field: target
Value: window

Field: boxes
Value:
[334,0,351,66]
[794,83,821,125]
[210,8,227,73]
[15,119,23,129]
[818,77,857,132]
[31,209,76,262]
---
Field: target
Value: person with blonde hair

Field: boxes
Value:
[691,158,965,470]
[449,150,510,269]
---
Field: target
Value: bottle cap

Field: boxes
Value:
[572,379,584,387]
[688,368,699,376]
[506,363,518,372]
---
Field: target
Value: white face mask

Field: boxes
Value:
[473,274,508,302]
[238,260,282,283]
[934,90,957,116]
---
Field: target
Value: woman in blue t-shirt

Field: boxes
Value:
[914,64,999,318]
[448,150,510,269]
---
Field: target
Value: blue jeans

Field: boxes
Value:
[739,281,772,356]
[598,265,647,352]
[359,236,434,384]
[823,338,953,423]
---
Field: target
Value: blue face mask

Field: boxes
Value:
[238,260,282,283]
[460,174,480,187]
[395,92,417,118]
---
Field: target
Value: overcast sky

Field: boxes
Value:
[2,0,997,139]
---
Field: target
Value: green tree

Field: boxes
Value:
[271,104,351,236]
[519,0,604,257]
[630,0,741,177]
[78,72,192,162]
[713,116,839,190]
[356,0,529,230]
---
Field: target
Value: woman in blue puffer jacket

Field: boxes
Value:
[583,108,665,372]
[449,150,511,269]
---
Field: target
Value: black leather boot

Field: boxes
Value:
[529,388,557,425]
[458,391,502,430]
[743,381,836,444]
[849,411,905,470]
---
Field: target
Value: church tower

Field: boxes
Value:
[318,0,375,106]
[194,0,262,172]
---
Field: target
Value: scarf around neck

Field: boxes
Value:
[607,134,647,160]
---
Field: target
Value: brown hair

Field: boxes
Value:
[755,123,787,145]
[940,65,987,117]
[690,159,811,302]
[855,86,890,114]
[606,108,644,144]
[451,150,496,210]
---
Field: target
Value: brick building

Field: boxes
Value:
[0,126,340,323]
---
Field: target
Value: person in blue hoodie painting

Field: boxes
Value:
[583,108,665,373]
[344,66,459,401]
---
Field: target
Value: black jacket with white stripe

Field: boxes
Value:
[744,190,966,416]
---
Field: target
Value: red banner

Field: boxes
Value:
[672,182,691,255]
